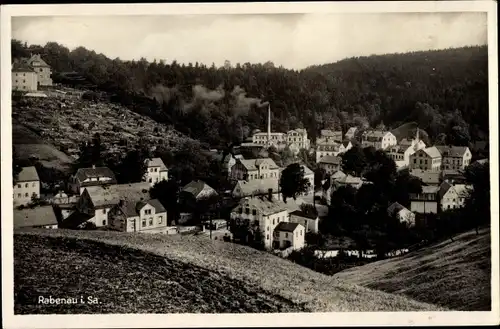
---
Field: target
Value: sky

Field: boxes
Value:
[12,12,487,70]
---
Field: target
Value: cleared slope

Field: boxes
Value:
[334,228,491,311]
[14,229,445,313]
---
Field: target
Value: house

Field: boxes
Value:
[361,130,397,150]
[289,209,319,233]
[344,127,358,141]
[438,182,471,211]
[410,169,441,186]
[232,179,280,199]
[409,147,442,172]
[388,131,426,168]
[436,146,472,170]
[325,174,364,205]
[339,141,353,154]
[26,54,53,86]
[108,199,168,232]
[12,62,38,92]
[287,129,310,150]
[318,155,342,175]
[315,137,341,162]
[14,205,58,229]
[387,202,416,227]
[322,170,347,201]
[222,153,239,176]
[274,222,305,250]
[441,169,467,184]
[230,192,290,250]
[69,165,117,195]
[230,158,280,181]
[181,180,218,201]
[320,129,343,143]
[252,132,287,147]
[13,166,40,207]
[409,186,440,214]
[144,157,169,186]
[301,165,315,195]
[74,182,150,228]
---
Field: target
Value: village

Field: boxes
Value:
[12,54,487,261]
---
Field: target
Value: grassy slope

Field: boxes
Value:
[12,123,74,172]
[334,228,491,311]
[14,229,445,313]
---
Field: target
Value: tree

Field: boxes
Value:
[12,145,23,184]
[314,167,327,191]
[150,179,180,225]
[74,133,107,169]
[114,140,151,184]
[341,146,367,177]
[279,163,311,202]
[463,161,490,234]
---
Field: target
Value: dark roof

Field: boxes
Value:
[75,167,117,186]
[119,198,166,217]
[435,146,469,157]
[319,155,342,165]
[387,202,406,217]
[60,211,92,229]
[14,206,58,228]
[438,181,454,199]
[12,62,35,73]
[275,222,301,232]
[290,209,318,220]
[146,199,166,213]
[182,180,217,199]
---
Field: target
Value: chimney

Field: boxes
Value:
[267,188,273,201]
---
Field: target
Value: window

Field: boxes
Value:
[300,230,302,236]
[142,219,146,227]
[267,226,270,231]
[273,218,275,225]
[25,183,29,188]
[17,184,21,188]
[149,178,152,183]
[158,216,163,224]
[252,209,257,216]
[102,220,106,226]
[149,218,153,226]
[266,234,269,240]
[102,209,107,214]
[285,233,288,238]
[238,208,243,214]
[25,193,29,197]
[245,208,250,215]
[17,194,21,198]
[32,182,36,187]
[145,209,152,215]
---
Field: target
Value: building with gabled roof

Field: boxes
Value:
[436,145,472,170]
[230,157,280,182]
[13,166,40,207]
[409,146,442,172]
[344,127,358,141]
[26,54,53,86]
[12,62,38,92]
[181,180,218,200]
[318,155,342,174]
[361,130,397,150]
[274,222,305,250]
[409,185,440,214]
[69,165,117,195]
[109,198,168,232]
[232,178,280,199]
[289,209,319,233]
[387,202,416,227]
[144,157,169,186]
[438,182,472,211]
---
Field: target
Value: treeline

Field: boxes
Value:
[12,40,489,148]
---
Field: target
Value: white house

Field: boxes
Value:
[287,128,310,150]
[181,180,218,200]
[230,193,290,250]
[388,130,426,168]
[436,146,472,170]
[387,202,416,227]
[232,179,280,199]
[438,181,471,211]
[320,129,343,143]
[26,54,53,86]
[13,166,40,207]
[289,209,319,233]
[409,147,442,172]
[144,157,169,186]
[361,130,397,150]
[315,137,342,162]
[318,155,342,175]
[69,165,117,195]
[274,222,305,250]
[12,62,38,92]
[344,127,358,141]
[230,158,280,181]
[109,199,168,232]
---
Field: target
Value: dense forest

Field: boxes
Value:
[12,40,489,149]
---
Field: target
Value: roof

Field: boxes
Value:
[345,127,358,135]
[25,93,48,98]
[85,182,151,208]
[120,198,166,217]
[342,141,351,147]
[336,175,363,185]
[27,54,51,68]
[421,186,440,194]
[319,155,342,165]
[438,181,453,199]
[235,196,288,216]
[331,171,347,180]
[75,167,117,185]
[453,184,472,198]
[84,186,120,208]
[475,159,489,165]
[14,206,58,228]
[275,222,301,233]
[290,209,318,220]
[399,138,413,147]
[321,130,342,138]
[233,178,279,197]
[387,202,407,217]
[12,62,35,73]
[17,166,39,182]
[362,130,390,139]
[410,170,441,185]
[238,158,279,171]
[435,146,469,158]
[316,137,340,145]
[301,165,314,176]
[145,157,168,171]
[422,146,442,158]
[182,180,217,199]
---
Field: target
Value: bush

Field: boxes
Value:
[80,222,97,230]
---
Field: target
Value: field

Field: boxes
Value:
[334,228,491,311]
[14,229,445,314]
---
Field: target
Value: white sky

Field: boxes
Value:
[12,13,487,69]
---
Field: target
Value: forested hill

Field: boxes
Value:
[12,40,488,148]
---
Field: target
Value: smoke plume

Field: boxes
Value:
[230,85,267,116]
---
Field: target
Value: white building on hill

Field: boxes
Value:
[144,157,169,186]
[13,166,40,207]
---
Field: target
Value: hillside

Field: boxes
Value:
[12,40,489,147]
[13,229,446,314]
[334,228,491,311]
